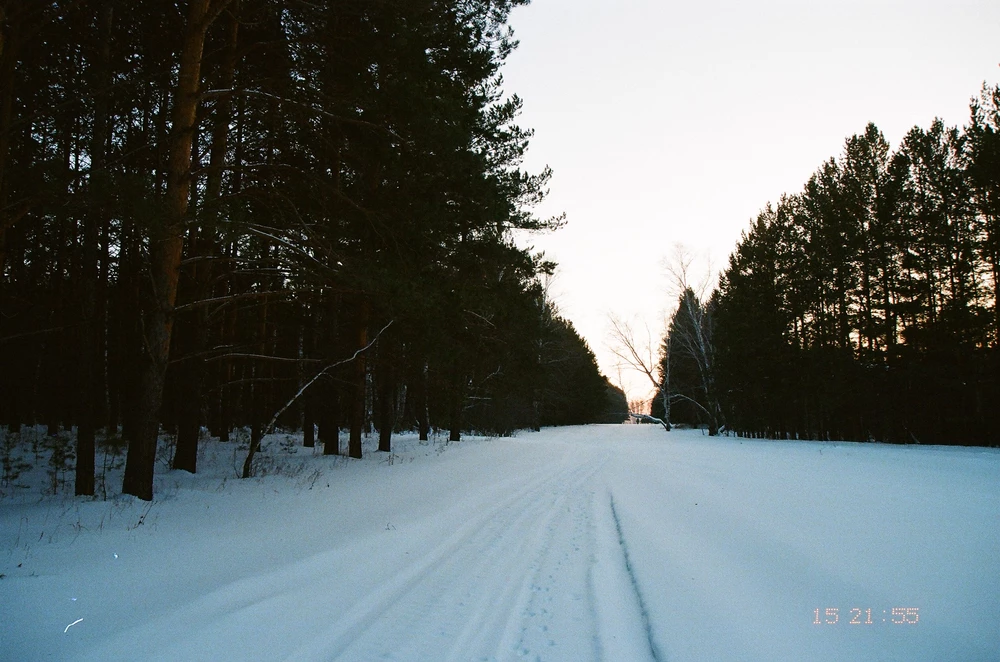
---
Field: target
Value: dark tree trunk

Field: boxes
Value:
[171,134,204,473]
[303,399,315,447]
[302,303,315,447]
[45,193,70,439]
[96,181,111,431]
[449,368,462,442]
[172,126,206,473]
[172,0,235,468]
[172,358,201,472]
[182,0,238,458]
[125,0,231,500]
[376,341,395,452]
[318,294,340,455]
[242,294,269,479]
[348,299,369,459]
[319,389,340,455]
[115,220,143,444]
[75,1,114,496]
[215,270,237,442]
[416,362,430,442]
[377,401,392,452]
[171,276,207,474]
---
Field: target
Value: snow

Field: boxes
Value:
[2,425,998,661]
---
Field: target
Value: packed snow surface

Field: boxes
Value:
[2,425,998,661]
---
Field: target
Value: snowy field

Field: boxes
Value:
[2,425,998,661]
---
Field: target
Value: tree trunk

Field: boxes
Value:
[45,184,71,439]
[416,362,430,442]
[171,344,201,472]
[215,263,237,442]
[76,1,113,495]
[449,366,462,442]
[303,399,315,447]
[376,340,395,452]
[302,304,315,447]
[659,336,672,432]
[348,299,369,459]
[320,296,341,455]
[172,3,237,471]
[319,389,340,455]
[115,219,142,444]
[242,294,269,479]
[171,244,209,474]
[124,0,230,500]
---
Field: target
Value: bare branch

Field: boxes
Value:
[241,320,394,478]
[607,313,670,431]
[244,224,336,276]
[464,309,497,328]
[173,289,290,313]
[662,244,724,435]
[668,392,713,418]
[606,314,657,388]
[200,88,404,142]
[202,353,324,364]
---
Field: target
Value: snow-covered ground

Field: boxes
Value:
[2,425,998,661]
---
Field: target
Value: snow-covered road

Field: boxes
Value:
[3,425,998,661]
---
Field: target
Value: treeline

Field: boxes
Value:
[701,85,999,445]
[0,0,623,500]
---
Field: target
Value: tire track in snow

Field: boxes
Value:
[609,495,663,662]
[591,491,663,662]
[286,446,610,661]
[500,461,603,661]
[76,448,603,662]
[74,433,634,662]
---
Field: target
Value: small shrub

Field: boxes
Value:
[44,433,74,495]
[1,431,32,497]
[97,430,128,501]
[233,426,251,450]
[156,432,176,469]
[279,434,297,454]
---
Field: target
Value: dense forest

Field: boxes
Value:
[654,84,1000,446]
[0,0,625,500]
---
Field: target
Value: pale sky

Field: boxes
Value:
[503,0,1000,404]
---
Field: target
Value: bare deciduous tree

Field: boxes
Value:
[607,314,671,431]
[663,245,723,435]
